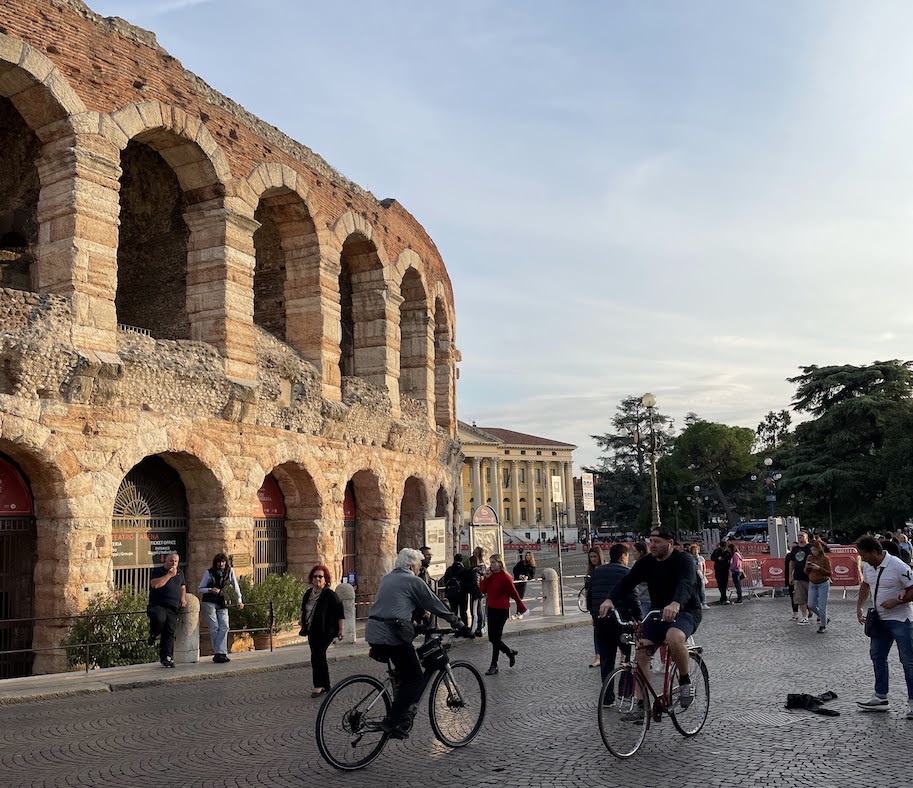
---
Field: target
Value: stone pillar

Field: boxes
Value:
[286,248,342,400]
[434,339,455,433]
[36,132,122,352]
[510,460,520,528]
[488,457,501,522]
[541,568,559,616]
[183,201,259,383]
[471,458,482,515]
[543,461,553,526]
[352,285,404,417]
[564,462,577,526]
[335,582,357,643]
[400,308,434,427]
[285,518,320,581]
[175,595,201,664]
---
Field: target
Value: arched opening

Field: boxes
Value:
[338,234,385,383]
[435,486,448,518]
[434,298,453,431]
[253,473,287,582]
[112,456,189,592]
[345,470,387,599]
[341,480,356,585]
[0,453,36,679]
[253,191,317,344]
[399,268,430,407]
[116,140,190,339]
[397,476,426,552]
[269,463,321,580]
[0,97,40,292]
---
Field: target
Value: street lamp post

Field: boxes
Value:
[642,393,661,529]
[763,457,781,517]
[673,500,680,542]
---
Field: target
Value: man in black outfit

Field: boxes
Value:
[599,528,702,709]
[147,551,186,668]
[710,540,732,604]
[590,542,639,700]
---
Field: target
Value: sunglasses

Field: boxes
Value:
[312,575,325,580]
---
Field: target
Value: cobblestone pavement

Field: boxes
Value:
[0,597,910,788]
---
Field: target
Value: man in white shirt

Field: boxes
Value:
[855,535,913,719]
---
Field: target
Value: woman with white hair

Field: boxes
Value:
[365,548,469,739]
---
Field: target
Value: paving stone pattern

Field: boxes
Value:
[0,598,910,787]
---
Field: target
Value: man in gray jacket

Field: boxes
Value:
[366,548,470,738]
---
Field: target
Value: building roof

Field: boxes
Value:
[458,421,576,449]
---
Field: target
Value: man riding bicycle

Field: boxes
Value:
[366,548,471,739]
[598,527,702,708]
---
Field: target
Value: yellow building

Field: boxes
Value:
[458,422,577,540]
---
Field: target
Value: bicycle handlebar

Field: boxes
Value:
[605,608,665,627]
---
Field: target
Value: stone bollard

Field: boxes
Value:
[541,568,560,616]
[175,594,201,664]
[336,582,357,643]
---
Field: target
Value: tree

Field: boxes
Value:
[779,361,913,537]
[589,395,674,528]
[755,410,792,452]
[666,419,756,527]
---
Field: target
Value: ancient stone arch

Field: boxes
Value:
[433,292,456,433]
[397,475,429,552]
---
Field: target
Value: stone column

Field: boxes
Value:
[471,458,482,516]
[351,285,404,417]
[543,461,553,525]
[510,460,520,528]
[434,339,455,433]
[36,132,122,352]
[183,201,260,383]
[526,460,537,531]
[488,457,501,522]
[400,308,434,427]
[564,462,577,526]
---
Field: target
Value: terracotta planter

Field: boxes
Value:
[252,634,273,651]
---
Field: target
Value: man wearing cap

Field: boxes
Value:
[598,527,702,709]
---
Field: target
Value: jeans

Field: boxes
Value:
[730,570,743,602]
[472,597,487,632]
[807,581,829,627]
[202,601,229,655]
[869,618,913,698]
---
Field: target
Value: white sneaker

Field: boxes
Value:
[701,603,710,609]
[906,700,913,721]
[857,694,889,711]
[797,618,809,626]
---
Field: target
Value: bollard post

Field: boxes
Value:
[175,594,200,665]
[541,568,560,616]
[335,582,357,643]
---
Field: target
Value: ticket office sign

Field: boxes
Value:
[112,529,188,567]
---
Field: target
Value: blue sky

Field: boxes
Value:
[89,1,913,470]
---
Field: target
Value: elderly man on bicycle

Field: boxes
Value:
[366,548,472,739]
[598,527,702,708]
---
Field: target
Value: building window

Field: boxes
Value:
[536,451,542,455]
[503,469,510,488]
[536,507,542,521]
[525,532,531,540]
[504,449,510,455]
[536,468,542,484]
[521,507,527,522]
[485,468,490,483]
[520,450,526,455]
[552,451,557,456]
[505,507,511,522]
[519,468,525,483]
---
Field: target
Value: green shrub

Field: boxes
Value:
[61,586,157,669]
[230,573,306,632]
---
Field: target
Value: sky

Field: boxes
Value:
[88,0,913,472]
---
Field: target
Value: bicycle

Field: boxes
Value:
[315,626,487,770]
[597,610,710,758]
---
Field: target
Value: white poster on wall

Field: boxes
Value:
[423,517,447,580]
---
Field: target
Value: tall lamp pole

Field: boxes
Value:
[691,485,701,531]
[642,393,661,528]
[763,457,781,517]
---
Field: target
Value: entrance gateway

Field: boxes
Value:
[0,454,36,678]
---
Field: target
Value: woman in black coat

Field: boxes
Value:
[512,551,537,601]
[299,563,345,698]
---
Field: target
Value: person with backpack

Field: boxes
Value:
[441,553,469,625]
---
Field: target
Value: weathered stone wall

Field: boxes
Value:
[0,0,464,675]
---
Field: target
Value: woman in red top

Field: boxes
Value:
[479,554,528,675]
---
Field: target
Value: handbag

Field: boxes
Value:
[864,567,885,638]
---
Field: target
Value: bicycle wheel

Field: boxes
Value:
[669,650,710,736]
[428,661,487,747]
[597,665,649,758]
[315,675,392,771]
[577,588,588,613]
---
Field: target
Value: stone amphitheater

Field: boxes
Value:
[0,0,462,675]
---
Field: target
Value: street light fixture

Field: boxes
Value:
[642,393,661,529]
[763,457,782,517]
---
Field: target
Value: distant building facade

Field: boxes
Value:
[458,422,577,540]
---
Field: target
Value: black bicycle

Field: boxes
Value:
[315,626,487,770]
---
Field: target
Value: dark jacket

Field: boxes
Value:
[589,562,639,622]
[512,560,536,582]
[441,560,468,601]
[300,587,344,640]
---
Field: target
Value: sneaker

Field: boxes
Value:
[857,694,889,711]
[677,681,695,709]
[816,626,827,634]
[620,701,645,722]
[161,657,175,668]
[734,599,743,604]
[907,702,913,721]
[797,618,810,626]
[791,614,799,621]
[602,695,616,708]
[379,718,411,740]
[701,603,710,609]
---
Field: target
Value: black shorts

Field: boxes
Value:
[641,610,700,644]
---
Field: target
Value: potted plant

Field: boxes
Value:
[230,573,306,650]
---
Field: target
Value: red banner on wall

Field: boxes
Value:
[760,557,788,587]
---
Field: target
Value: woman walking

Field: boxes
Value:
[806,539,832,633]
[199,553,243,663]
[512,551,537,601]
[299,564,345,697]
[584,546,605,668]
[729,542,744,604]
[689,543,710,609]
[479,554,527,675]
